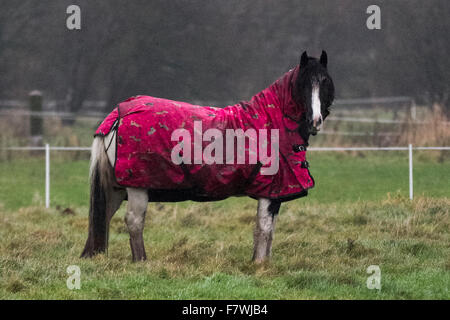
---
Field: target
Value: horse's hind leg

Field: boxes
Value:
[125,187,149,261]
[105,188,126,248]
[252,198,281,263]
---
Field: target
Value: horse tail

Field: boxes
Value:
[81,136,114,258]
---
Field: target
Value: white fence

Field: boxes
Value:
[3,144,450,208]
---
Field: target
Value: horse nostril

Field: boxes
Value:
[313,117,322,127]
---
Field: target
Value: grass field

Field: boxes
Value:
[0,152,449,299]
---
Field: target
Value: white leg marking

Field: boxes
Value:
[125,188,148,234]
[253,198,278,262]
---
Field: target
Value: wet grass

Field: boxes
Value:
[0,196,448,299]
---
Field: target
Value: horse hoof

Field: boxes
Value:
[132,257,147,262]
[252,258,267,264]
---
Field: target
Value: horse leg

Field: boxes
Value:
[252,198,281,263]
[125,187,149,262]
[104,188,126,250]
[102,128,127,250]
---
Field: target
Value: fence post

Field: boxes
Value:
[410,99,417,121]
[409,144,413,200]
[45,143,50,208]
[29,90,43,146]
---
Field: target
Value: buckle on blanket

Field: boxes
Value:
[300,161,309,168]
[293,144,307,152]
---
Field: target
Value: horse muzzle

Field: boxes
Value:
[309,126,319,136]
[308,117,322,135]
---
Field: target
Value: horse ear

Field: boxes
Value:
[300,51,308,68]
[320,50,328,67]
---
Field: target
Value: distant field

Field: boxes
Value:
[0,152,449,299]
[0,151,449,209]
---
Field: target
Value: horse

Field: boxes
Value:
[81,51,335,263]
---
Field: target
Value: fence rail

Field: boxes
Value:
[3,144,450,208]
[0,95,419,121]
[3,95,447,140]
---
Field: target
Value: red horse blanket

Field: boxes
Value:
[96,66,314,202]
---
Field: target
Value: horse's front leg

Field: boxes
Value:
[125,188,149,262]
[252,198,281,263]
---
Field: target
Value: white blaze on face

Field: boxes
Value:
[311,84,322,129]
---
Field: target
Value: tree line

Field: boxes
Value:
[0,0,448,116]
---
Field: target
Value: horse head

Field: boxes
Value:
[293,50,335,136]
